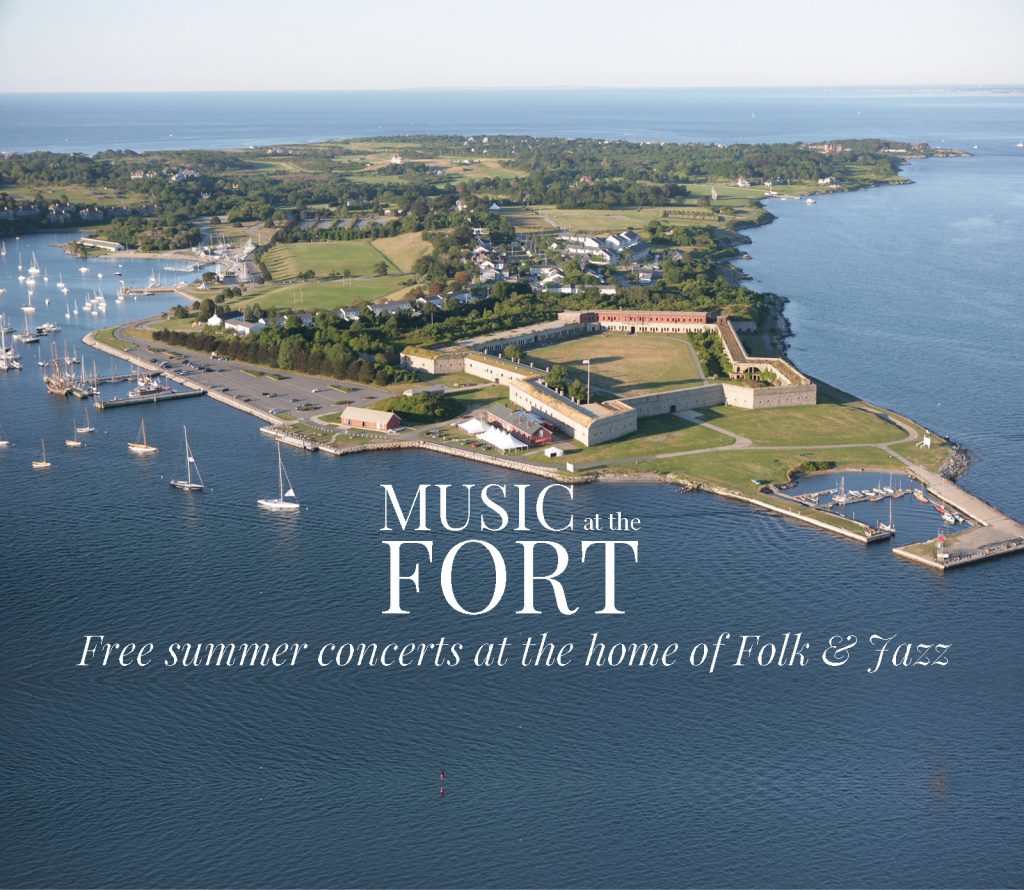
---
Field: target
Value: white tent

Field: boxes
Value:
[476,425,527,451]
[458,417,489,435]
[544,446,565,458]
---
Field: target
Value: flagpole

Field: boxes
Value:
[584,358,591,403]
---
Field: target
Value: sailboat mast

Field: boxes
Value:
[278,442,285,500]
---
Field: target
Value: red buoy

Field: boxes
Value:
[440,770,445,780]
[439,787,445,796]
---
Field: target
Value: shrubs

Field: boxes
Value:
[374,392,458,425]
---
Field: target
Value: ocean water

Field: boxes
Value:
[1,94,1023,888]
[1,87,1023,154]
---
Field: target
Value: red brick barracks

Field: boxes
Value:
[580,309,709,333]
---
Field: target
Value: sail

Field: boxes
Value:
[284,488,296,498]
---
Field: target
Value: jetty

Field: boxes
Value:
[890,459,1024,570]
[94,389,205,410]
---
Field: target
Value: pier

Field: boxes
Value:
[94,389,205,410]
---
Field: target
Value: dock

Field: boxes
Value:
[94,389,205,410]
[888,454,1024,570]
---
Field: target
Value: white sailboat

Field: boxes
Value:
[128,419,157,454]
[170,426,205,491]
[28,252,40,275]
[32,438,51,469]
[65,303,71,320]
[879,497,895,534]
[73,300,79,316]
[258,442,300,512]
[0,428,10,447]
[76,407,95,434]
[65,424,83,448]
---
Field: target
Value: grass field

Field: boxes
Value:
[233,276,410,311]
[693,404,904,447]
[527,204,723,233]
[635,446,904,497]
[532,415,733,466]
[370,232,432,273]
[262,241,396,280]
[3,184,147,207]
[525,332,704,397]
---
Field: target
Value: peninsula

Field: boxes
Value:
[6,134,1014,569]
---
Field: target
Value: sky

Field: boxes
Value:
[1,0,1021,92]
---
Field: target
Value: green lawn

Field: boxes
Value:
[534,414,734,467]
[446,384,510,413]
[693,403,904,446]
[262,241,397,279]
[526,332,704,396]
[233,276,410,311]
[635,445,902,495]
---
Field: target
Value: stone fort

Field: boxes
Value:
[401,309,816,446]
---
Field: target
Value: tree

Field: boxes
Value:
[546,363,568,391]
[502,344,524,362]
[568,379,588,402]
[373,261,389,276]
[277,336,305,371]
[197,298,216,321]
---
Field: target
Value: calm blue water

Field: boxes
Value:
[1,87,1023,153]
[1,95,1023,888]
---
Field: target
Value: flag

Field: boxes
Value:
[582,359,590,365]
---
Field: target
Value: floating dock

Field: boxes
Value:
[94,389,205,410]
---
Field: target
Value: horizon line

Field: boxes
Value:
[2,82,1024,96]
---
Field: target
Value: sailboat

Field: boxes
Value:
[65,303,71,320]
[76,407,95,434]
[28,252,40,275]
[0,428,10,447]
[32,439,51,469]
[170,426,205,491]
[65,424,83,448]
[257,442,300,511]
[128,419,157,454]
[879,497,895,534]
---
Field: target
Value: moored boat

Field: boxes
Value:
[128,419,158,454]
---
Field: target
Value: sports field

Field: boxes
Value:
[525,332,705,397]
[233,276,411,311]
[262,241,397,279]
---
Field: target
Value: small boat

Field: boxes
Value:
[805,198,816,204]
[65,425,83,448]
[879,498,896,534]
[0,430,10,447]
[73,301,79,315]
[28,252,40,275]
[65,303,71,320]
[170,426,205,492]
[76,407,95,434]
[79,265,89,273]
[32,439,51,469]
[258,442,300,512]
[128,419,158,454]
[913,488,929,504]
